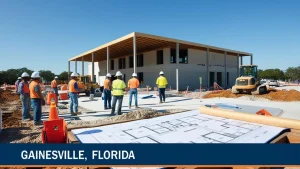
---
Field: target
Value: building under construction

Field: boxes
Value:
[68,32,252,90]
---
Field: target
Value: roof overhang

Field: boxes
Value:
[69,32,252,62]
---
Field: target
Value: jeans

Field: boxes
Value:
[69,92,78,113]
[103,89,112,109]
[52,87,59,96]
[129,88,138,107]
[31,98,42,123]
[111,96,123,115]
[158,88,166,102]
[20,94,31,120]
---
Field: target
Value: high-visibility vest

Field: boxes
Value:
[156,76,168,88]
[22,81,30,94]
[68,79,77,92]
[51,80,57,88]
[112,79,126,96]
[29,80,40,99]
[104,79,111,90]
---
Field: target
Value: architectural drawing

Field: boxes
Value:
[72,110,287,144]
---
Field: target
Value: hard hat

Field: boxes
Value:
[21,72,30,78]
[18,77,22,80]
[71,72,78,77]
[106,73,111,77]
[55,76,58,79]
[159,71,164,75]
[115,71,122,77]
[132,73,137,77]
[31,72,40,78]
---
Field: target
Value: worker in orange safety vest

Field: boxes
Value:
[51,76,59,97]
[68,72,82,116]
[128,73,140,109]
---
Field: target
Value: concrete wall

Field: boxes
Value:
[88,47,240,90]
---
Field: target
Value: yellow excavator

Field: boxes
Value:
[232,65,268,95]
[77,75,100,96]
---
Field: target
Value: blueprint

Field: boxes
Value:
[72,110,287,143]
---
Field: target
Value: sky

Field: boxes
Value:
[0,0,300,74]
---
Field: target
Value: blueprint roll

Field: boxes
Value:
[199,106,300,130]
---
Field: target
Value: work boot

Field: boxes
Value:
[76,112,82,115]
[135,106,140,109]
[129,106,131,109]
[34,121,43,126]
[71,112,77,116]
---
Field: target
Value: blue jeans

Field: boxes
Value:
[52,87,58,96]
[111,96,123,115]
[129,88,138,107]
[69,92,78,113]
[158,88,166,102]
[20,94,31,120]
[31,98,42,123]
[103,89,112,109]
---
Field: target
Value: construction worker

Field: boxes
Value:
[103,73,112,110]
[29,72,45,126]
[156,71,168,103]
[18,72,31,121]
[51,76,59,97]
[111,71,126,116]
[15,77,22,94]
[68,72,82,116]
[128,73,140,109]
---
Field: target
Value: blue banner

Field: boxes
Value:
[0,144,299,166]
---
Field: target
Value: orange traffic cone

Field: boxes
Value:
[47,91,58,105]
[49,101,59,121]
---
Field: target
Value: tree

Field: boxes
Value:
[256,69,285,80]
[1,67,34,84]
[39,70,55,82]
[58,71,71,81]
[285,66,300,81]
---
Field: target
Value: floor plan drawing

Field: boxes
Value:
[72,110,287,144]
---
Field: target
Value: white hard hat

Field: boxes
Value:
[21,72,30,78]
[71,72,78,77]
[18,77,22,80]
[55,76,58,79]
[132,73,137,77]
[115,71,122,77]
[106,73,111,77]
[159,71,164,75]
[31,72,40,78]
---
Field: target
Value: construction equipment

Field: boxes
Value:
[232,65,268,95]
[77,75,100,96]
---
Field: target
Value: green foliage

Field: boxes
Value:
[0,67,34,84]
[285,66,300,81]
[258,69,285,80]
[39,70,55,82]
[58,71,71,81]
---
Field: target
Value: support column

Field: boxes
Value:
[250,55,253,65]
[237,54,240,77]
[240,56,243,66]
[224,51,227,88]
[107,46,110,74]
[206,48,209,88]
[92,53,95,82]
[75,59,77,74]
[176,42,179,91]
[82,56,84,76]
[68,61,70,82]
[133,33,137,73]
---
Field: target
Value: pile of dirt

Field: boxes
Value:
[0,90,20,104]
[203,89,300,102]
[2,110,22,128]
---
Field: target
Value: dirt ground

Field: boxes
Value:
[203,89,300,102]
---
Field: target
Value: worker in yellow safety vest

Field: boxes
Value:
[111,71,126,116]
[156,71,168,103]
[68,72,82,116]
[29,72,45,126]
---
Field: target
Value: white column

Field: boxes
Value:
[75,59,77,74]
[68,61,70,82]
[206,48,209,88]
[176,42,179,91]
[133,34,137,73]
[82,56,84,76]
[107,46,110,74]
[92,53,95,82]
[224,52,227,88]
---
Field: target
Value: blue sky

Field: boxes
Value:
[0,0,299,74]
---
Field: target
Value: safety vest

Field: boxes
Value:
[51,80,57,88]
[29,80,40,99]
[68,79,77,92]
[112,79,126,96]
[156,76,168,88]
[104,79,111,90]
[22,81,30,94]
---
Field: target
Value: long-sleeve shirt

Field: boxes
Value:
[18,81,29,95]
[15,80,21,92]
